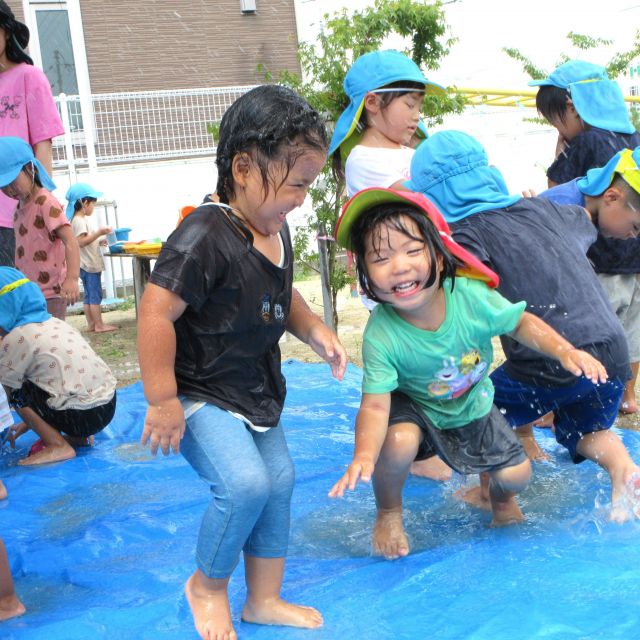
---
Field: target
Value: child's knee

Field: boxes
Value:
[379,423,421,467]
[491,459,531,494]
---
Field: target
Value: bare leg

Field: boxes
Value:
[371,422,421,560]
[620,362,639,414]
[14,406,75,466]
[516,422,550,461]
[83,303,96,332]
[242,555,322,628]
[409,455,453,481]
[488,460,531,527]
[456,471,492,511]
[185,569,236,640]
[0,481,6,501]
[576,430,640,523]
[0,539,25,621]
[90,304,117,333]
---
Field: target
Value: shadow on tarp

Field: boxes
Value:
[2,360,640,640]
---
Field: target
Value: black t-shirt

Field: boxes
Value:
[547,128,640,185]
[451,198,630,386]
[149,204,293,426]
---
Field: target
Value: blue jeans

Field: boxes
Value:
[180,401,295,579]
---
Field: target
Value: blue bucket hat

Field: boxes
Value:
[528,60,635,134]
[65,182,103,219]
[404,130,521,223]
[0,266,50,333]
[577,146,640,197]
[0,136,56,191]
[328,50,445,159]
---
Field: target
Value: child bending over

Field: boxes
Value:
[0,267,116,465]
[138,85,346,640]
[328,188,606,559]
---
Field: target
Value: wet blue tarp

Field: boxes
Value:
[2,360,640,640]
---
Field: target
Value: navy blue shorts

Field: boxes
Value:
[490,364,624,463]
[80,269,103,305]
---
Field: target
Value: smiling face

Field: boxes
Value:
[364,91,424,148]
[230,143,325,238]
[364,214,446,327]
[548,99,584,142]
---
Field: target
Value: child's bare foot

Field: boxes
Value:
[0,480,6,500]
[490,497,524,527]
[454,484,491,511]
[619,400,638,415]
[372,508,409,559]
[185,573,236,640]
[18,442,76,466]
[410,455,453,481]
[610,470,640,523]
[518,433,550,462]
[242,598,323,628]
[0,594,25,621]
[94,325,117,333]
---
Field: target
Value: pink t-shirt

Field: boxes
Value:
[14,188,69,300]
[0,64,65,228]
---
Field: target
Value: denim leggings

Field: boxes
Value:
[180,401,295,579]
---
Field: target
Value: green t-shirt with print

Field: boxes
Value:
[362,277,526,429]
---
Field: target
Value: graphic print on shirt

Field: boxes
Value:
[0,95,21,120]
[427,350,488,400]
[260,294,271,322]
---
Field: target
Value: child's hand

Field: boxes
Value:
[60,277,79,304]
[307,322,347,381]
[558,348,608,384]
[141,397,185,455]
[328,455,375,498]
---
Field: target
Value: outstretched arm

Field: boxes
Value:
[138,283,188,455]
[509,311,607,383]
[286,287,347,381]
[329,392,391,497]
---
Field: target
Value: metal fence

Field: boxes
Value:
[53,85,255,170]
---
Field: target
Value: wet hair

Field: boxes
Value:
[20,162,42,188]
[73,196,97,212]
[332,80,426,185]
[349,202,458,304]
[0,2,33,65]
[613,175,640,212]
[215,84,328,205]
[535,85,571,124]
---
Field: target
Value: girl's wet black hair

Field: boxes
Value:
[73,196,97,212]
[215,84,327,205]
[331,80,425,185]
[349,202,458,304]
[0,2,33,65]
[535,85,571,124]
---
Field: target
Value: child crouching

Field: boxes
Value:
[0,267,116,465]
[329,189,608,559]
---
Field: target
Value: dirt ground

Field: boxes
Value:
[67,275,640,432]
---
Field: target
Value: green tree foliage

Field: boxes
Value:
[265,0,465,329]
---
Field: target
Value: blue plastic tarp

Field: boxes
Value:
[2,360,640,639]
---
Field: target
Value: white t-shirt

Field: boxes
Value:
[345,145,415,197]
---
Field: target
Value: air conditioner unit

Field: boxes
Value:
[240,0,256,13]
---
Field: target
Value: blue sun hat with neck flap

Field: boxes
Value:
[65,182,103,219]
[528,60,635,134]
[0,136,56,192]
[577,146,640,197]
[403,130,520,223]
[328,49,446,160]
[0,266,50,333]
